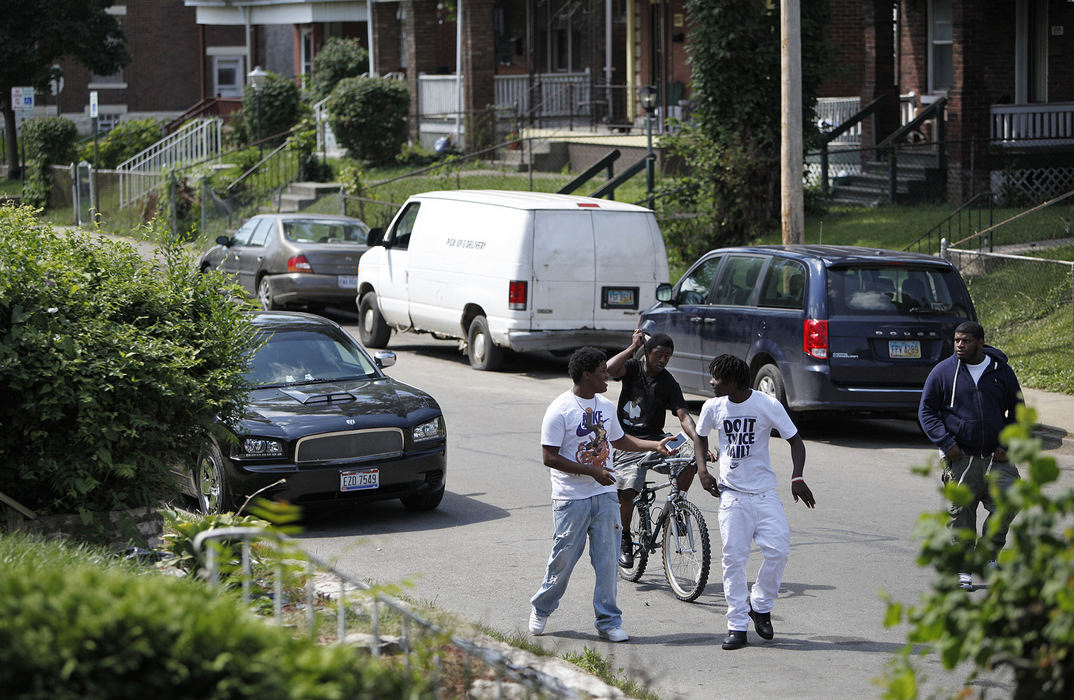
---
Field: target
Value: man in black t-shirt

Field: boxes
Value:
[608,330,699,568]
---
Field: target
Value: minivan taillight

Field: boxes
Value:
[288,255,313,273]
[509,280,527,310]
[803,319,828,359]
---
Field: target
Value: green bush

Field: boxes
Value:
[0,207,257,515]
[310,37,369,101]
[327,76,410,165]
[20,116,78,208]
[882,406,1074,699]
[80,118,165,169]
[0,533,432,699]
[240,71,303,148]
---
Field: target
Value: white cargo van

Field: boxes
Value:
[355,190,670,370]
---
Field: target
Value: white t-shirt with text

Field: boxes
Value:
[696,390,797,493]
[541,390,625,500]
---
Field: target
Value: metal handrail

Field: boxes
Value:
[818,96,884,194]
[904,191,994,255]
[193,526,580,698]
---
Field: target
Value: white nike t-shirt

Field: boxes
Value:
[696,390,797,493]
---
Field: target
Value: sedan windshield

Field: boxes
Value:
[247,329,379,387]
[283,220,368,244]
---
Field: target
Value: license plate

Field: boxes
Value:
[889,340,921,359]
[602,286,638,309]
[340,468,379,492]
[337,275,358,289]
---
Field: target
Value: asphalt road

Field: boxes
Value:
[289,313,1074,699]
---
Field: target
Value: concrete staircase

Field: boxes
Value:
[830,154,943,207]
[495,140,569,172]
[278,182,342,213]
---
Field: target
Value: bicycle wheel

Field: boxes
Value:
[619,504,649,582]
[662,499,711,601]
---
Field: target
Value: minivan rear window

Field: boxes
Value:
[827,266,971,317]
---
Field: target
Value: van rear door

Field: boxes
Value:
[592,211,665,330]
[531,211,597,330]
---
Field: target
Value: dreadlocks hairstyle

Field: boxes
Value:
[568,346,607,384]
[708,354,750,391]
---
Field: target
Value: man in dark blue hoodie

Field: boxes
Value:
[919,321,1023,590]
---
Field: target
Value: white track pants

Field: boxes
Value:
[717,489,790,632]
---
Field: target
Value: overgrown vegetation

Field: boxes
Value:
[238,70,304,148]
[20,115,78,208]
[882,407,1074,699]
[0,532,435,699]
[0,207,257,515]
[309,37,369,101]
[79,117,165,168]
[327,76,410,165]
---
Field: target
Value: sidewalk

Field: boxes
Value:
[1023,387,1074,456]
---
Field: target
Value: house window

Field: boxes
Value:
[928,0,953,94]
[213,56,244,98]
[301,28,314,77]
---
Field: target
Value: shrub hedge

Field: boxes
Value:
[240,71,304,149]
[0,533,432,699]
[20,116,79,208]
[310,37,369,101]
[327,76,409,165]
[80,118,166,169]
[0,207,256,515]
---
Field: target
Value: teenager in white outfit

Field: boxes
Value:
[692,354,816,650]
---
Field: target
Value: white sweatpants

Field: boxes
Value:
[717,489,790,632]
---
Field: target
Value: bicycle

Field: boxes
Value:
[618,454,711,602]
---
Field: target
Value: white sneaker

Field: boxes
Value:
[597,626,629,642]
[528,610,548,635]
[958,573,973,590]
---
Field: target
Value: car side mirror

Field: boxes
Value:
[655,283,674,303]
[373,350,396,369]
[216,235,231,246]
[366,227,384,247]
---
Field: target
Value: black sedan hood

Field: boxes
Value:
[236,377,440,439]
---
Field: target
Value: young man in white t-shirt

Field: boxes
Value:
[692,354,816,650]
[530,346,674,643]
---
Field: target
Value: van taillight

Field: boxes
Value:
[803,319,828,359]
[288,255,313,273]
[509,280,527,310]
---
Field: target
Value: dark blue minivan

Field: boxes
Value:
[639,245,976,417]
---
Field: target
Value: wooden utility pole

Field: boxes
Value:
[781,0,804,244]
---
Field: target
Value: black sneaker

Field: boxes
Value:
[748,604,774,640]
[722,630,748,650]
[618,533,633,568]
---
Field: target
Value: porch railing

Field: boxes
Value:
[991,103,1074,146]
[117,117,222,209]
[416,71,593,121]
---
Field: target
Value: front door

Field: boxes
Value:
[377,202,419,327]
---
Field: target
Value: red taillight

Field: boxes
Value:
[288,255,313,273]
[509,280,527,310]
[803,319,828,359]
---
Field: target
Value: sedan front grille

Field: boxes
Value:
[295,428,404,463]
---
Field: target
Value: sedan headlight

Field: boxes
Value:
[234,438,285,458]
[412,417,445,443]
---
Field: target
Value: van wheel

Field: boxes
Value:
[358,292,391,348]
[753,364,794,413]
[467,315,503,371]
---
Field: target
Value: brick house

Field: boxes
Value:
[818,0,1074,204]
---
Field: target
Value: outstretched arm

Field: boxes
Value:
[607,328,645,378]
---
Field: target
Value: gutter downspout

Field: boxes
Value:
[605,0,612,121]
[455,0,463,143]
[243,6,253,76]
[367,0,377,76]
[626,0,635,123]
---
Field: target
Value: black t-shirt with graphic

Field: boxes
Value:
[614,358,688,440]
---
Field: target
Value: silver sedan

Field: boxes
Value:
[199,214,369,310]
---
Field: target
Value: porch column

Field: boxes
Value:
[404,0,439,143]
[861,0,899,146]
[946,2,989,202]
[462,0,496,150]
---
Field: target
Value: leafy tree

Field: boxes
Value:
[79,117,164,169]
[310,37,369,101]
[327,76,409,165]
[883,406,1074,699]
[669,1,828,249]
[19,115,78,208]
[0,207,257,515]
[0,0,129,177]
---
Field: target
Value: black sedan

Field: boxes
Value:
[198,214,369,311]
[182,311,447,514]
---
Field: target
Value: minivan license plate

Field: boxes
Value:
[889,340,921,359]
[340,468,379,492]
[337,275,358,289]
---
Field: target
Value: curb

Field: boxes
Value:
[1032,424,1074,458]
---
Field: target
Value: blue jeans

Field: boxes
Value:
[531,492,622,631]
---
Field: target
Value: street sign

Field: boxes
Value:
[90,91,98,119]
[10,86,34,111]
